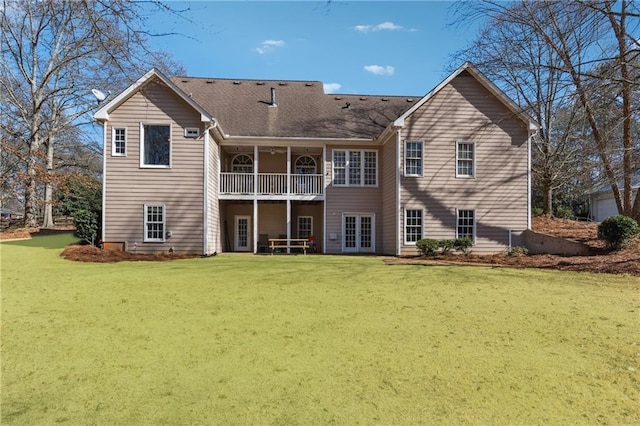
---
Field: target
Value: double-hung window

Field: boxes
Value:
[404,141,423,176]
[332,149,377,186]
[144,204,165,242]
[456,209,475,243]
[456,141,475,177]
[298,216,313,239]
[140,124,171,167]
[112,128,126,156]
[405,209,423,243]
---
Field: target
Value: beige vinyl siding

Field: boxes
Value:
[324,145,383,254]
[399,72,529,255]
[380,131,399,255]
[104,82,205,254]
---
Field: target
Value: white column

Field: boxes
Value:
[286,198,291,254]
[287,145,291,253]
[254,145,259,253]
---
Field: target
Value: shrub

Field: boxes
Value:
[507,246,529,256]
[439,239,455,254]
[454,238,473,255]
[555,206,573,219]
[597,215,639,250]
[532,207,544,217]
[416,239,440,256]
[74,209,100,246]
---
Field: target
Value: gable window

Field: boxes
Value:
[405,209,423,244]
[456,141,475,177]
[232,154,253,173]
[404,141,423,176]
[112,127,126,156]
[298,216,313,239]
[332,149,377,187]
[295,156,316,174]
[144,204,165,242]
[141,124,171,167]
[457,209,475,243]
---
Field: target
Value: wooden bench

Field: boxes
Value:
[268,238,309,255]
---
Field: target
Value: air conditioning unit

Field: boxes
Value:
[184,127,200,138]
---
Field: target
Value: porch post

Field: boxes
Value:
[286,198,291,254]
[286,146,291,254]
[253,199,258,254]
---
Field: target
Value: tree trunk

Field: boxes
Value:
[42,138,55,228]
[542,185,553,215]
[24,140,39,227]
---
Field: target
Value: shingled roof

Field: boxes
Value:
[171,77,420,140]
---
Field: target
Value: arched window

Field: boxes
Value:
[295,155,316,175]
[232,154,253,173]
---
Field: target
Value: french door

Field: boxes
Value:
[234,215,251,251]
[343,214,374,253]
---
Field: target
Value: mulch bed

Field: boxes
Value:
[60,244,199,263]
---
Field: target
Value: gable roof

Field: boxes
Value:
[94,69,213,123]
[394,62,539,132]
[171,77,419,139]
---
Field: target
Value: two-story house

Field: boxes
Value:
[94,62,538,256]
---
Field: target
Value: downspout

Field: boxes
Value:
[396,127,402,256]
[101,120,107,245]
[527,126,534,230]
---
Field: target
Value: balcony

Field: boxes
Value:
[220,173,324,198]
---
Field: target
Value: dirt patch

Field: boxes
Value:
[60,244,199,263]
[386,216,640,276]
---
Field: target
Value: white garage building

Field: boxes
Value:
[589,177,640,222]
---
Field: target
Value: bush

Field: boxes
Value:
[439,239,455,254]
[416,239,440,256]
[532,207,544,217]
[597,215,639,250]
[454,238,473,255]
[74,209,100,246]
[507,246,529,256]
[555,206,573,219]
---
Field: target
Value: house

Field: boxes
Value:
[589,175,640,222]
[94,62,538,255]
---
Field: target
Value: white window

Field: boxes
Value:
[298,216,313,239]
[112,127,126,156]
[405,209,423,243]
[456,142,475,177]
[332,150,377,187]
[231,154,253,173]
[404,141,423,176]
[144,204,165,242]
[140,124,171,167]
[456,209,475,243]
[295,156,316,174]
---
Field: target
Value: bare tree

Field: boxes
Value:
[454,0,640,220]
[0,0,187,227]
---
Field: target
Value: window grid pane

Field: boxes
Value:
[348,151,361,185]
[364,151,377,185]
[298,217,312,238]
[457,143,474,177]
[333,151,346,185]
[146,205,165,241]
[405,209,422,243]
[405,141,422,176]
[114,128,126,155]
[457,210,474,242]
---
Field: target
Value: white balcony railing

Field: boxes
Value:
[220,173,323,196]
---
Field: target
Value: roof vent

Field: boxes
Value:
[381,97,389,101]
[407,98,414,102]
[233,81,241,85]
[206,80,214,84]
[334,96,342,100]
[256,82,265,85]
[270,87,277,107]
[359,97,367,101]
[181,79,188,83]
[278,82,288,86]
[305,83,313,87]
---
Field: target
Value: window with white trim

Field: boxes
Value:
[144,204,165,242]
[298,216,313,239]
[295,156,316,174]
[332,149,377,186]
[112,127,126,156]
[231,154,253,173]
[141,124,171,167]
[404,140,423,176]
[456,142,475,177]
[405,209,423,243]
[457,209,475,243]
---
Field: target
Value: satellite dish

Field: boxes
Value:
[91,89,107,102]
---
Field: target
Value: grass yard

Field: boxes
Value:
[1,234,639,424]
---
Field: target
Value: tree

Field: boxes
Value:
[0,0,186,227]
[453,0,640,220]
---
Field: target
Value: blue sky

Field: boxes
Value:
[146,1,480,97]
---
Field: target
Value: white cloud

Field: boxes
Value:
[323,83,342,94]
[353,21,404,33]
[255,39,285,54]
[364,65,395,76]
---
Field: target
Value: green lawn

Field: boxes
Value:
[1,234,639,424]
